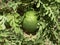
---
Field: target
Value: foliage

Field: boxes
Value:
[0,0,60,45]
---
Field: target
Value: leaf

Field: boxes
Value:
[36,0,40,8]
[0,15,6,30]
[55,0,60,3]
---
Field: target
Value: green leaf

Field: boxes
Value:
[36,0,40,8]
[55,0,60,3]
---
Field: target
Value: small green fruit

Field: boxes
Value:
[23,11,38,33]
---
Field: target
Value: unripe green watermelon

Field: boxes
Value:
[23,11,38,33]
